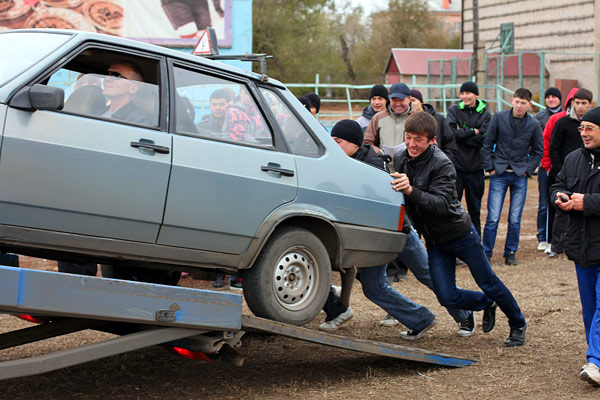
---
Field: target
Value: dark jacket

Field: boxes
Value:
[534,105,562,131]
[353,144,387,171]
[356,105,378,133]
[482,109,543,177]
[550,147,600,266]
[422,103,457,164]
[393,145,471,246]
[111,101,153,125]
[548,108,584,179]
[446,98,491,173]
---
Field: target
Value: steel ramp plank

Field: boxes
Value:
[0,326,205,381]
[0,265,242,330]
[0,318,107,350]
[242,315,478,367]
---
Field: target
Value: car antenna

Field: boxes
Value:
[193,28,273,82]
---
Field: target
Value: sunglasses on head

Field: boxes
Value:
[105,70,126,79]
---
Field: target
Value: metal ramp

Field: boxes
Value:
[0,265,477,380]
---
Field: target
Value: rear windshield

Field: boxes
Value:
[0,32,72,87]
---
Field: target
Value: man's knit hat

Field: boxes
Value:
[331,119,363,147]
[297,96,311,111]
[544,87,562,101]
[369,84,389,104]
[305,92,321,113]
[460,81,479,95]
[581,106,600,127]
[410,89,424,104]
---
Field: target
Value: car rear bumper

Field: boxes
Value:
[334,222,407,268]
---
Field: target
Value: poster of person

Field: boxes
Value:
[0,0,232,47]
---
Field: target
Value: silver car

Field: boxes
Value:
[0,29,407,325]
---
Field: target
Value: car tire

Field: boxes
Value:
[241,227,331,325]
[100,265,181,286]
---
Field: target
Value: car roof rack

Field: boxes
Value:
[192,28,273,82]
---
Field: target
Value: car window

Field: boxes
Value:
[45,49,160,127]
[173,66,273,147]
[259,88,319,156]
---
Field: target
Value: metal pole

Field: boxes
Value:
[500,52,505,88]
[315,73,320,96]
[518,53,523,88]
[346,87,353,119]
[427,58,431,102]
[472,0,479,79]
[484,53,489,101]
[539,50,545,101]
[451,57,457,100]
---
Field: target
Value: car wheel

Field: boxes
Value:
[100,265,181,286]
[241,227,331,325]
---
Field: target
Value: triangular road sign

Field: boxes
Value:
[193,30,212,55]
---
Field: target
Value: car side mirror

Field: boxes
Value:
[9,84,64,111]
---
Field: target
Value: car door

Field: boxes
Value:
[156,64,297,254]
[0,48,170,243]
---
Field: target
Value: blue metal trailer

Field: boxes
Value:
[0,265,477,380]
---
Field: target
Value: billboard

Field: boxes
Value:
[0,0,232,47]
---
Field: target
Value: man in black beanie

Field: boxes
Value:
[533,87,563,253]
[446,80,491,238]
[357,84,389,132]
[551,106,600,386]
[305,92,321,117]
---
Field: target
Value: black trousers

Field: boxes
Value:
[456,169,485,237]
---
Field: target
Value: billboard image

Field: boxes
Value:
[0,0,232,46]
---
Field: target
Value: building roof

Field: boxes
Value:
[385,48,545,77]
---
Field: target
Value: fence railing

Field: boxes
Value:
[286,77,544,125]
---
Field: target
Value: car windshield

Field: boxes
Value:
[0,32,71,88]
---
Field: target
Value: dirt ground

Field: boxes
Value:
[1,178,598,399]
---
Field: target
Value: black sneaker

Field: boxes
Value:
[485,251,492,261]
[400,319,437,341]
[482,302,497,333]
[504,251,518,266]
[458,312,475,337]
[505,323,526,347]
[212,274,226,288]
[230,277,243,291]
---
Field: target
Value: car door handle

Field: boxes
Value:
[261,165,295,177]
[130,141,170,154]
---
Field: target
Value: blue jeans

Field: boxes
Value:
[482,171,528,257]
[428,226,526,329]
[358,265,435,331]
[536,168,549,243]
[575,263,600,367]
[400,227,470,323]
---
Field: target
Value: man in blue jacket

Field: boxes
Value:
[482,88,543,265]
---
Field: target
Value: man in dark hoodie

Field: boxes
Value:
[446,81,491,237]
[356,84,389,132]
[533,88,563,253]
[548,88,593,258]
[410,89,457,164]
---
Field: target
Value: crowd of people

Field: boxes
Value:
[298,81,600,387]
